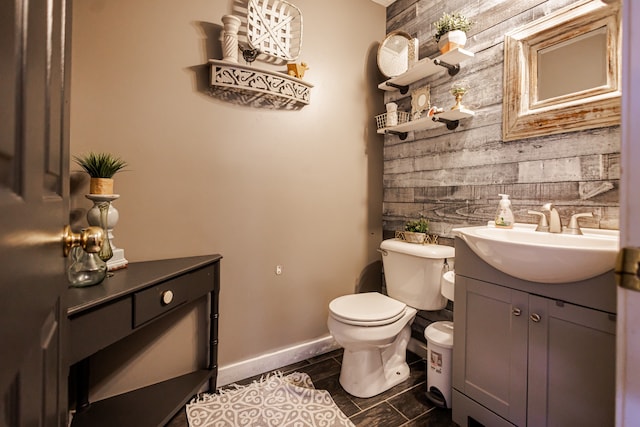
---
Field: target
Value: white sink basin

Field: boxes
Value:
[452,223,619,283]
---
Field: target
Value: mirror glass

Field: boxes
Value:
[503,0,620,141]
[537,27,607,101]
[377,31,412,78]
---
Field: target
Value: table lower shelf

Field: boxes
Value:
[70,369,214,427]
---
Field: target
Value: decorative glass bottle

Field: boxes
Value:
[67,227,107,287]
[97,201,113,262]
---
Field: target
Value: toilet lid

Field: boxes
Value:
[329,292,407,326]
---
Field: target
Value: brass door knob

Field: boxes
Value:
[62,225,105,256]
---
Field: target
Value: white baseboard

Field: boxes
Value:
[217,335,341,387]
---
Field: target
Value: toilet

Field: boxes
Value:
[327,238,455,398]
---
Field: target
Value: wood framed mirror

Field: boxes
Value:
[502,0,621,141]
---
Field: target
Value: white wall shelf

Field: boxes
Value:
[377,108,474,139]
[209,60,313,109]
[378,48,474,94]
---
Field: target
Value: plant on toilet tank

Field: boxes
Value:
[403,217,429,244]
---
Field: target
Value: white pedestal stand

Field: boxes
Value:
[221,15,241,63]
[86,194,128,271]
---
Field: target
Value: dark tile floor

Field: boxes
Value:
[166,349,457,427]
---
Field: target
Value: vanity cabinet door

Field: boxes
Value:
[453,277,528,427]
[527,296,616,427]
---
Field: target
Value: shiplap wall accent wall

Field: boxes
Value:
[381,0,620,240]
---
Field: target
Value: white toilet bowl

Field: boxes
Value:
[328,292,417,398]
[327,240,455,398]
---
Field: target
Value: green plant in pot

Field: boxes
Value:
[433,12,473,54]
[403,217,429,244]
[74,152,127,195]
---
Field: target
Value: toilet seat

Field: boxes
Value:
[329,292,407,326]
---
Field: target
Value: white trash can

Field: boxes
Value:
[425,320,454,408]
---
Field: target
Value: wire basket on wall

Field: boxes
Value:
[375,111,410,130]
[247,0,303,62]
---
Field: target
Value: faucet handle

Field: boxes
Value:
[565,212,594,235]
[528,210,549,232]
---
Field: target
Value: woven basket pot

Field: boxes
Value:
[403,231,427,244]
[89,178,114,195]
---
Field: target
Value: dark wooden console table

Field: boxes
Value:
[67,254,221,427]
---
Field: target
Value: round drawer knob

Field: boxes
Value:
[161,290,174,305]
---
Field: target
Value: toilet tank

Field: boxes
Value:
[380,239,455,310]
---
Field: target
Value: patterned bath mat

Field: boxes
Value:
[186,371,355,427]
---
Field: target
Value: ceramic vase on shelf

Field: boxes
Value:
[450,82,468,110]
[86,194,128,271]
[221,15,241,63]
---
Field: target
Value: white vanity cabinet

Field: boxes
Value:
[452,238,616,427]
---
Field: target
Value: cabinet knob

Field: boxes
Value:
[530,313,542,323]
[512,307,522,316]
[161,290,174,305]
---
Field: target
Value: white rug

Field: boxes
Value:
[186,371,355,427]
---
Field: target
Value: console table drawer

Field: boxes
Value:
[69,298,132,365]
[132,265,213,327]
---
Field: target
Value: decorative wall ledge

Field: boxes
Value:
[208,60,313,109]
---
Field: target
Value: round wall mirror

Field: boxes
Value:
[377,31,412,78]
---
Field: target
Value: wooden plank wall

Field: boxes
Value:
[381,0,620,241]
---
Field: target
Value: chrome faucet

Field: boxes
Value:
[541,203,562,233]
[528,210,549,232]
[564,212,594,235]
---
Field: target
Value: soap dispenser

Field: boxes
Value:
[495,194,514,229]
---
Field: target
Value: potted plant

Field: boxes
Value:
[74,152,127,195]
[434,12,473,54]
[403,217,429,244]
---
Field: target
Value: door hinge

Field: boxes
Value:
[615,247,640,291]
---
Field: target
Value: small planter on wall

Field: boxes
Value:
[437,30,467,54]
[433,12,473,55]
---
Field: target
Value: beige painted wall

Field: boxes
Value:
[70,0,385,395]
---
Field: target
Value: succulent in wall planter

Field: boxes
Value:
[402,217,429,244]
[434,12,474,54]
[74,152,128,195]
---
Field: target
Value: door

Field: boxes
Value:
[618,1,640,425]
[528,296,616,427]
[0,0,71,425]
